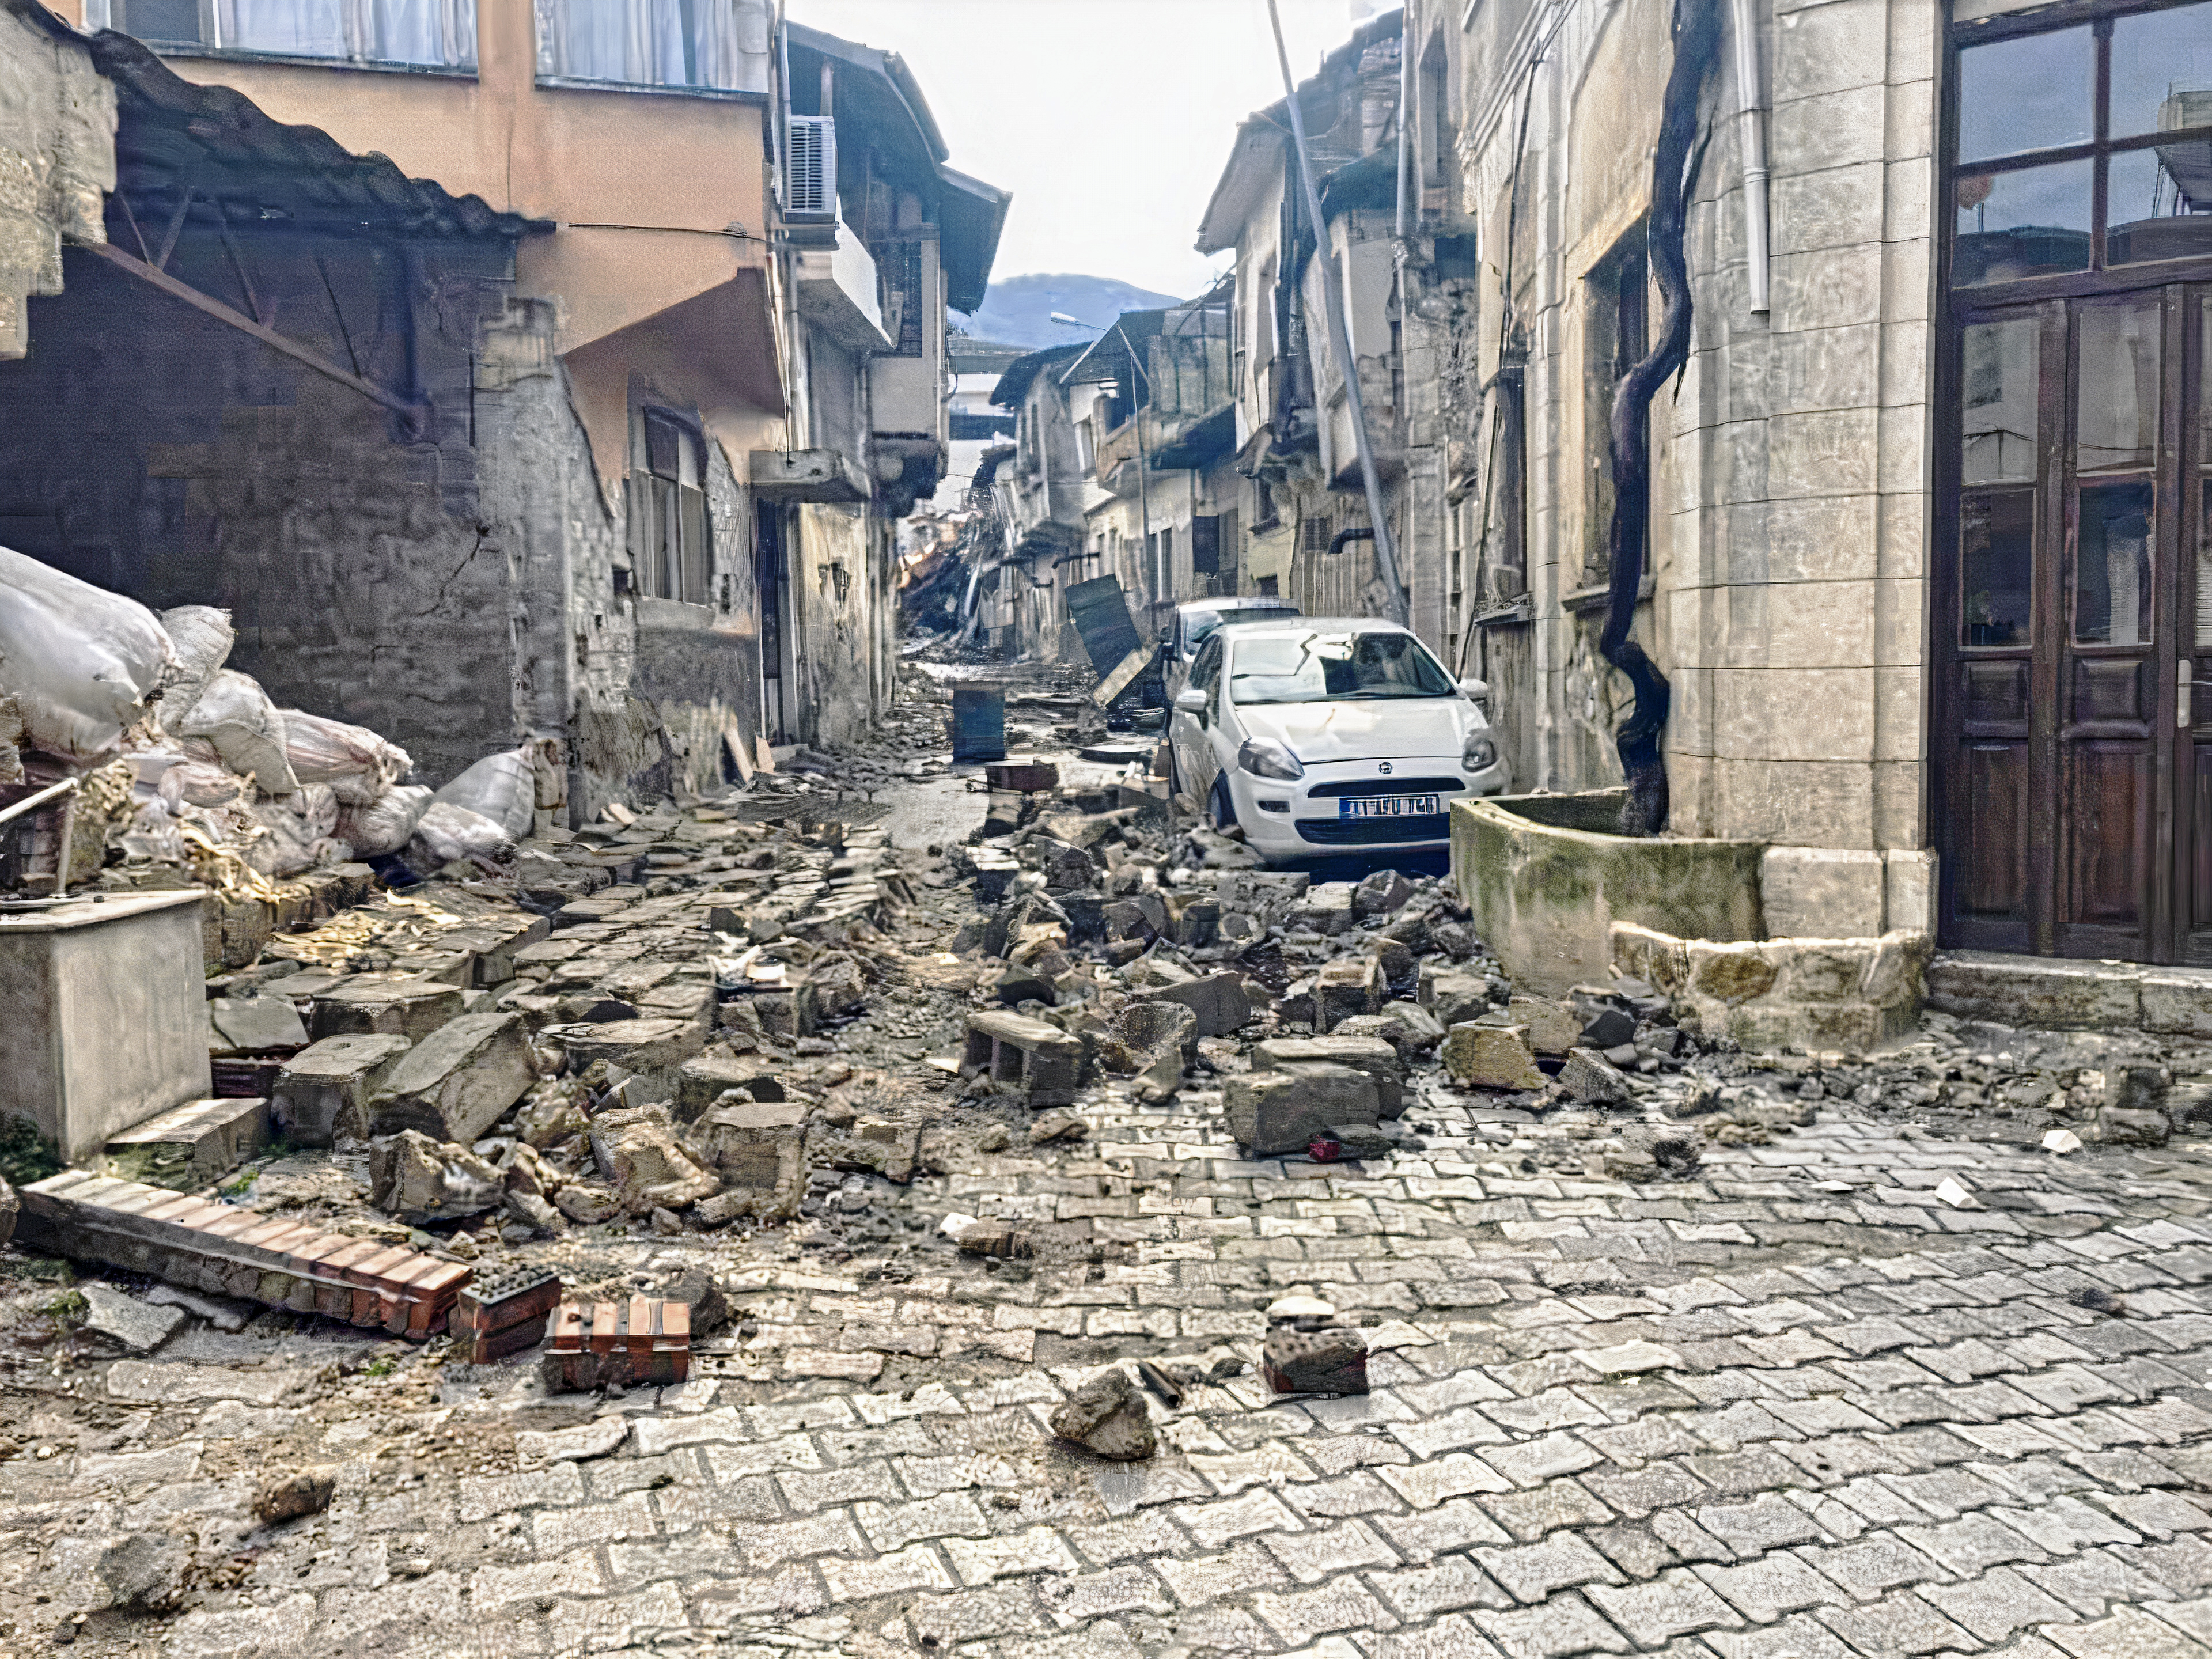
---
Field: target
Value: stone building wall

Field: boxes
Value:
[0,3,111,360]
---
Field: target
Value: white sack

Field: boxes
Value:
[172,669,300,795]
[407,799,515,869]
[336,783,432,858]
[153,605,235,730]
[433,747,536,840]
[0,544,178,764]
[247,790,351,878]
[158,757,247,810]
[281,708,412,806]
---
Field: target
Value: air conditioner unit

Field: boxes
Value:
[786,115,836,219]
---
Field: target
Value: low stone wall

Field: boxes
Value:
[1612,920,1931,1054]
[1450,791,1766,997]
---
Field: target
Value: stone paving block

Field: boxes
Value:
[1916,1564,2077,1641]
[1037,1563,1173,1626]
[1811,1588,1978,1656]
[1693,1552,1845,1623]
[1287,1469,1412,1522]
[1895,1509,2049,1574]
[2040,1602,2212,1659]
[1469,1591,1633,1659]
[2024,1544,2190,1615]
[1481,1477,1616,1542]
[1389,1405,1513,1459]
[2094,1487,2212,1540]
[1696,1492,1826,1555]
[1153,1540,1291,1605]
[818,1542,955,1602]
[1483,1433,1602,1488]
[1804,1531,1950,1599]
[1252,1575,1401,1645]
[1477,1531,1627,1603]
[1378,1453,1513,1510]
[944,1524,1081,1585]
[1580,1461,1707,1520]
[1705,1611,1861,1659]
[1362,1554,1513,1618]
[1172,1488,1305,1551]
[1584,1566,1744,1644]
[1259,1518,1399,1584]
[908,1582,1052,1645]
[1364,1614,1510,1659]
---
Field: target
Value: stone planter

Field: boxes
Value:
[1449,791,1766,997]
[1613,921,1931,1054]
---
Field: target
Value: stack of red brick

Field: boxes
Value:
[18,1171,471,1338]
[544,1298,690,1390]
[449,1267,563,1363]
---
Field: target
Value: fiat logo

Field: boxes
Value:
[1378,762,1393,775]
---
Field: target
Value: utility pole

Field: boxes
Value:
[1265,0,1409,627]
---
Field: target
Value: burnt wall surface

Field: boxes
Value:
[0,230,521,787]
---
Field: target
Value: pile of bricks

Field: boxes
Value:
[448,1266,562,1363]
[17,1172,471,1338]
[543,1298,690,1391]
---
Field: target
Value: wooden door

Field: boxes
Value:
[1940,285,2209,959]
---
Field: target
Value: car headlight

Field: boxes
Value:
[1236,737,1305,781]
[1463,733,1498,771]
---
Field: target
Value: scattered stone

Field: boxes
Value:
[1226,1065,1380,1156]
[1558,1046,1633,1105]
[1029,1113,1088,1145]
[94,1532,189,1612]
[1266,1294,1336,1327]
[1048,1366,1157,1461]
[660,1266,730,1336]
[552,1183,621,1225]
[1353,869,1414,919]
[2042,1127,2084,1154]
[252,1467,337,1525]
[1441,1021,1545,1090]
[77,1282,185,1353]
[365,1013,534,1144]
[2071,1286,2128,1317]
[142,1283,250,1332]
[1096,1000,1198,1101]
[1253,1035,1403,1115]
[956,1219,1033,1258]
[1263,1325,1369,1395]
[272,1033,414,1145]
[590,1103,719,1215]
[368,1130,505,1223]
[1136,970,1253,1037]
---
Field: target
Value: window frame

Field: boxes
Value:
[97,0,479,74]
[630,406,711,607]
[1944,0,2212,305]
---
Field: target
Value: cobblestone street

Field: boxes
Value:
[14,1010,2212,1659]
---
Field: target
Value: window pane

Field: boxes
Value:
[2107,145,2212,264]
[2076,480,2156,645]
[2111,3,2212,141]
[225,0,349,56]
[1958,28,2094,163]
[1962,316,2040,485]
[1954,161,2093,283]
[537,0,763,90]
[1963,489,2035,647]
[2076,303,2162,473]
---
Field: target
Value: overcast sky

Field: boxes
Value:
[788,0,1388,302]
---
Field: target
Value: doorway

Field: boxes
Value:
[755,499,791,747]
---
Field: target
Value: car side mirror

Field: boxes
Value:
[1459,677,1491,702]
[1174,688,1208,714]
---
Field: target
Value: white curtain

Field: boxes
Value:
[215,0,473,65]
[536,0,765,91]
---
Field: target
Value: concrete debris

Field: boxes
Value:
[252,1468,338,1525]
[369,1130,506,1223]
[272,1033,414,1145]
[1263,1325,1370,1395]
[78,1281,185,1353]
[1048,1366,1156,1461]
[1226,1063,1380,1157]
[94,1531,191,1612]
[589,1102,719,1215]
[365,1012,534,1143]
[1441,1021,1546,1090]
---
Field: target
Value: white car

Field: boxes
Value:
[1165,618,1509,864]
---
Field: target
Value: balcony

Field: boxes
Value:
[793,225,889,353]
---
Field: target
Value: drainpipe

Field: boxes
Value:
[1395,16,1412,240]
[1729,0,1771,313]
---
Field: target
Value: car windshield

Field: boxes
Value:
[1184,606,1295,654]
[1228,631,1456,704]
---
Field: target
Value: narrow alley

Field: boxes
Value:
[3,0,2212,1656]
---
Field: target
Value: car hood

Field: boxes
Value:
[1233,698,1480,763]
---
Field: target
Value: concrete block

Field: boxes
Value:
[1295,882,1356,935]
[1255,1035,1403,1116]
[1225,1065,1381,1156]
[686,1099,808,1223]
[1509,994,1584,1055]
[547,1017,709,1103]
[1315,957,1383,1030]
[1135,971,1252,1037]
[270,1033,414,1145]
[963,1010,1084,1107]
[1441,1022,1546,1090]
[310,979,466,1043]
[207,994,310,1055]
[365,1012,533,1143]
[105,1097,268,1190]
[1923,950,2143,1031]
[1760,846,1886,938]
[0,891,212,1164]
[1430,967,1494,1029]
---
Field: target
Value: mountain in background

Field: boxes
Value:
[953,274,1183,350]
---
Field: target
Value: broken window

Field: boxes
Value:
[631,409,710,605]
[102,0,477,67]
[1583,232,1649,585]
[534,0,764,93]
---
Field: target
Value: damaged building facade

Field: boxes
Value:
[982,0,2212,968]
[0,0,1003,810]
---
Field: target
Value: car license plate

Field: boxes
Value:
[1338,794,1440,819]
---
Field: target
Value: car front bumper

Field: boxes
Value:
[1225,755,1511,862]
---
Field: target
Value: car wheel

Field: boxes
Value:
[1210,775,1239,832]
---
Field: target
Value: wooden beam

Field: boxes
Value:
[73,238,428,437]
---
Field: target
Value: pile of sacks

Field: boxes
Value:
[0,546,539,887]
